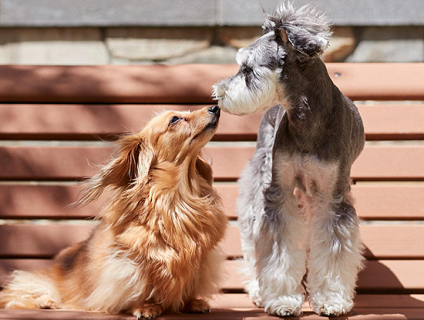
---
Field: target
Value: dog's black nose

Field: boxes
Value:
[208,105,220,116]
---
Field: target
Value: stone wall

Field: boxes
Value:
[0,26,423,65]
[0,0,423,65]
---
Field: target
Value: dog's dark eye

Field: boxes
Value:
[169,116,180,125]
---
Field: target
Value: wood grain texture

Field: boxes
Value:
[0,104,423,140]
[0,64,423,104]
[0,104,260,141]
[0,224,241,258]
[0,184,101,219]
[0,295,423,320]
[1,145,424,181]
[0,65,238,104]
[212,293,424,308]
[0,145,256,181]
[2,259,424,292]
[221,260,424,291]
[359,104,424,140]
[0,184,240,220]
[353,184,424,220]
[351,145,424,181]
[326,63,424,101]
[2,184,424,220]
[1,224,423,259]
[0,63,423,320]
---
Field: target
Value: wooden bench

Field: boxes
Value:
[0,64,424,319]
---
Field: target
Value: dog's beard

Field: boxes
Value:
[213,69,279,115]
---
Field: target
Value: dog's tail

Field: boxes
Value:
[0,270,61,309]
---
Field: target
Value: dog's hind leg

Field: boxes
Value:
[254,181,307,317]
[0,270,61,309]
[189,247,226,306]
[307,200,364,316]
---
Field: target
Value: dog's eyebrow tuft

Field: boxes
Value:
[236,48,249,66]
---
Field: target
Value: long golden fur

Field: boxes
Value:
[0,106,227,319]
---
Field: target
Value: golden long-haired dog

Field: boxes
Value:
[0,106,227,319]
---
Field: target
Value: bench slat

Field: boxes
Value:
[0,185,102,219]
[361,225,424,259]
[359,104,424,140]
[0,146,254,181]
[326,63,424,101]
[222,260,424,292]
[0,291,421,311]
[0,64,423,104]
[0,65,238,104]
[1,306,424,320]
[1,184,423,220]
[353,184,424,220]
[0,104,260,141]
[1,145,424,181]
[0,224,240,259]
[212,293,424,310]
[0,224,423,259]
[357,260,424,292]
[352,145,424,181]
[0,104,423,141]
[1,259,424,292]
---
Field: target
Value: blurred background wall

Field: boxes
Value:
[0,0,423,65]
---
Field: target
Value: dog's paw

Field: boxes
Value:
[132,303,163,319]
[310,293,353,317]
[246,280,264,307]
[182,299,211,314]
[35,295,58,309]
[264,294,304,317]
[249,290,264,308]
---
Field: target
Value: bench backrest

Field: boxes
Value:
[1,64,424,295]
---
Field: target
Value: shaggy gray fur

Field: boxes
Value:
[213,2,365,317]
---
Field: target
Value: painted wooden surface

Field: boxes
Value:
[1,145,424,181]
[1,184,424,220]
[1,224,423,260]
[1,64,423,320]
[0,64,423,103]
[0,104,423,140]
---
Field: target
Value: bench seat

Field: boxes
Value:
[1,294,424,319]
[1,64,424,319]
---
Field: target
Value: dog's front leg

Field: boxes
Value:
[255,181,306,317]
[181,299,211,314]
[307,200,364,316]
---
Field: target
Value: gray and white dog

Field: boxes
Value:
[213,3,365,317]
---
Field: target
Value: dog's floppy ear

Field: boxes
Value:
[78,133,155,204]
[279,24,330,57]
[195,156,213,185]
[264,3,332,57]
[280,28,290,44]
